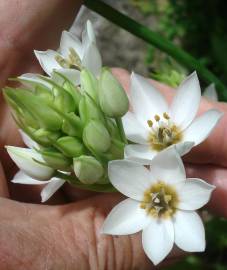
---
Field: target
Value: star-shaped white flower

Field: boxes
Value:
[33,20,102,85]
[6,131,65,202]
[123,72,223,164]
[102,147,215,265]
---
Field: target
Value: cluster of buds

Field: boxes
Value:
[4,67,129,192]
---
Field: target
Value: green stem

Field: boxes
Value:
[84,0,227,101]
[115,117,128,144]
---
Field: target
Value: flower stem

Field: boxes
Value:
[115,117,128,144]
[84,0,227,101]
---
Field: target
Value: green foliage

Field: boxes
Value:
[132,0,227,88]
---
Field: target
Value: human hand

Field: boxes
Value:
[1,67,227,269]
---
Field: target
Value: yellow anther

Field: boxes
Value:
[164,195,172,204]
[147,120,153,127]
[154,115,160,122]
[163,112,170,120]
[55,55,67,67]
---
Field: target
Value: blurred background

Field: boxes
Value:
[74,1,227,269]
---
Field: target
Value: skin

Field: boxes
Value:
[0,1,227,269]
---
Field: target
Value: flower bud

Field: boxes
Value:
[33,128,61,146]
[39,149,71,170]
[81,68,98,102]
[6,146,54,180]
[73,155,104,184]
[83,120,111,153]
[79,95,105,124]
[53,86,76,113]
[4,88,63,131]
[62,112,83,137]
[56,136,85,157]
[98,68,129,117]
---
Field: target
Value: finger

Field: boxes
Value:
[112,68,227,167]
[0,161,9,197]
[186,163,227,217]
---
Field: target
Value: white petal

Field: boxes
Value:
[18,73,51,89]
[19,130,39,149]
[108,160,152,200]
[150,147,186,185]
[177,178,215,210]
[41,178,65,202]
[102,198,150,235]
[12,171,51,184]
[51,68,81,86]
[142,218,174,265]
[124,144,156,165]
[34,49,61,75]
[130,72,168,126]
[60,30,83,58]
[82,20,96,46]
[170,72,201,129]
[122,112,149,144]
[82,42,102,76]
[183,109,223,145]
[203,83,218,101]
[175,141,194,156]
[6,146,54,180]
[173,210,205,252]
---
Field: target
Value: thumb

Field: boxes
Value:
[62,193,183,270]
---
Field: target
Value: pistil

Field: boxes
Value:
[140,181,179,219]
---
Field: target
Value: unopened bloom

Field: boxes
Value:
[6,132,66,202]
[123,72,223,164]
[102,148,215,265]
[34,20,102,85]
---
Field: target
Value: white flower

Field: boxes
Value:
[203,83,218,101]
[33,20,102,85]
[102,147,215,265]
[6,132,66,202]
[123,72,223,164]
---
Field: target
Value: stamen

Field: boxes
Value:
[140,182,179,219]
[55,55,68,68]
[163,112,170,120]
[154,115,160,122]
[147,120,153,127]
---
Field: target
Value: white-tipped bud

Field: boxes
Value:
[6,146,54,180]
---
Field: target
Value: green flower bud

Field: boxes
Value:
[81,68,98,102]
[98,68,129,117]
[62,112,83,137]
[4,88,63,131]
[51,71,82,112]
[63,82,81,111]
[73,155,104,184]
[39,148,71,170]
[56,136,85,157]
[53,86,76,113]
[33,128,61,146]
[83,120,111,153]
[79,95,105,124]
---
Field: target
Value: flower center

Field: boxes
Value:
[140,181,179,219]
[147,112,182,151]
[55,47,82,70]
